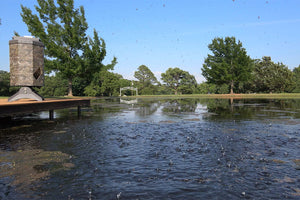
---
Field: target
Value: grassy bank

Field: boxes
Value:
[121,93,300,99]
[2,93,300,100]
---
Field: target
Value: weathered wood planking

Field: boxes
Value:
[0,99,90,118]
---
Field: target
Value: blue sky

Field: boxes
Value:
[1,0,300,83]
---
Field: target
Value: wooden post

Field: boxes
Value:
[49,110,54,120]
[77,105,81,118]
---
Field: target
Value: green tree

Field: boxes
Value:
[84,71,122,96]
[21,0,115,96]
[161,67,197,95]
[134,65,158,85]
[0,70,10,96]
[83,29,117,78]
[73,29,117,96]
[198,83,217,94]
[21,0,88,96]
[293,65,300,93]
[202,36,253,94]
[98,71,122,96]
[35,74,68,96]
[71,76,90,96]
[217,84,229,94]
[252,57,295,93]
[134,65,159,95]
[119,78,132,88]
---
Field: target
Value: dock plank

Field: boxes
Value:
[0,98,90,117]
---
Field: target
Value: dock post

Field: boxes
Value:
[77,106,81,118]
[49,110,54,120]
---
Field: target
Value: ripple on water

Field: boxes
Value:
[1,98,300,199]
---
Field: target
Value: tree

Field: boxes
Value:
[252,57,295,93]
[76,29,117,96]
[70,76,89,96]
[134,65,158,86]
[198,83,217,94]
[293,65,300,93]
[202,36,253,94]
[20,0,115,96]
[98,71,122,96]
[0,70,10,96]
[83,29,117,78]
[134,65,159,95]
[84,71,122,96]
[35,73,68,96]
[161,67,197,95]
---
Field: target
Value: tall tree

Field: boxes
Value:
[83,29,117,76]
[293,65,300,93]
[252,57,295,93]
[134,65,158,86]
[202,36,253,94]
[134,65,158,94]
[20,0,115,96]
[35,73,68,96]
[0,70,10,96]
[161,67,197,95]
[84,71,122,97]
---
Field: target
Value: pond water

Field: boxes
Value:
[0,98,300,199]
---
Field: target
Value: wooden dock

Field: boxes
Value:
[0,98,91,119]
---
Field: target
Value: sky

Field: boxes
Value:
[1,0,300,83]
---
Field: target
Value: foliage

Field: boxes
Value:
[217,84,229,94]
[292,65,300,93]
[0,70,10,96]
[161,67,197,95]
[20,0,116,96]
[83,29,117,77]
[99,71,122,96]
[197,83,229,94]
[20,0,87,96]
[35,74,68,96]
[134,65,159,95]
[84,71,123,96]
[198,83,217,94]
[0,71,20,96]
[119,78,132,88]
[202,36,253,94]
[134,65,158,85]
[72,76,90,96]
[252,57,295,93]
[155,85,173,95]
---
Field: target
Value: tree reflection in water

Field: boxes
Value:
[162,99,197,114]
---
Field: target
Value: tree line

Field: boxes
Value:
[1,0,300,97]
[2,57,300,97]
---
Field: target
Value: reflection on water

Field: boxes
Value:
[120,98,138,104]
[0,98,300,199]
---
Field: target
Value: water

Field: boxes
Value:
[0,98,300,199]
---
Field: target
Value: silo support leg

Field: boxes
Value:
[8,87,44,102]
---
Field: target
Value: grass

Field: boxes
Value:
[2,93,300,100]
[120,93,300,99]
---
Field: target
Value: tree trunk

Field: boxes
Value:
[174,86,178,95]
[68,78,73,96]
[230,97,234,112]
[230,81,234,94]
